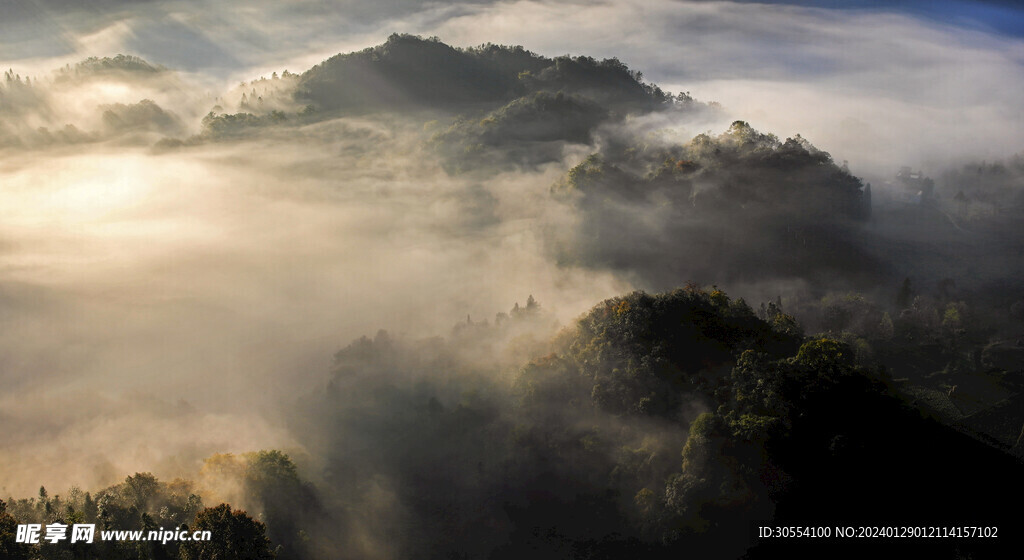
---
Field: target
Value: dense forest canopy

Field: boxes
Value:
[296,34,674,115]
[5,287,1021,559]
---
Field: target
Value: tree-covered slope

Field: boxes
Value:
[4,287,1021,559]
[292,287,1023,559]
[295,34,673,115]
[547,121,877,287]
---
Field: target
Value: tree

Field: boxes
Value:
[896,277,914,310]
[792,338,853,375]
[0,500,31,560]
[124,472,160,510]
[526,294,537,310]
[770,312,803,339]
[245,450,299,487]
[179,504,275,560]
[878,312,894,341]
[83,492,98,523]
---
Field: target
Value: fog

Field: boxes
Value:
[421,0,1024,176]
[1,2,1023,558]
[312,0,1013,173]
[0,111,630,494]
[5,0,1024,176]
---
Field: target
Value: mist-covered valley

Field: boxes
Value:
[2,3,1024,559]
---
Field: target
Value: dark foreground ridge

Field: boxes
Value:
[7,287,1019,559]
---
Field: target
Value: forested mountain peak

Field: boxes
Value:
[296,33,674,114]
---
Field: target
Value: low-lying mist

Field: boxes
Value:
[2,35,1022,499]
[0,111,632,495]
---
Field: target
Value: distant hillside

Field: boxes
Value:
[546,121,878,288]
[55,54,168,81]
[193,34,697,159]
[296,33,674,115]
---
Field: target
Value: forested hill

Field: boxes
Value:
[7,287,1019,560]
[205,35,878,287]
[295,33,677,114]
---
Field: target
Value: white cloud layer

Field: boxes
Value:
[5,0,1021,173]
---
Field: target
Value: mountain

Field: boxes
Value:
[296,33,674,115]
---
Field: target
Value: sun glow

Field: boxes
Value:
[0,149,223,281]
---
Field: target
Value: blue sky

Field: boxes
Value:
[748,0,1024,37]
[3,1,1024,72]
[3,1,1023,61]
